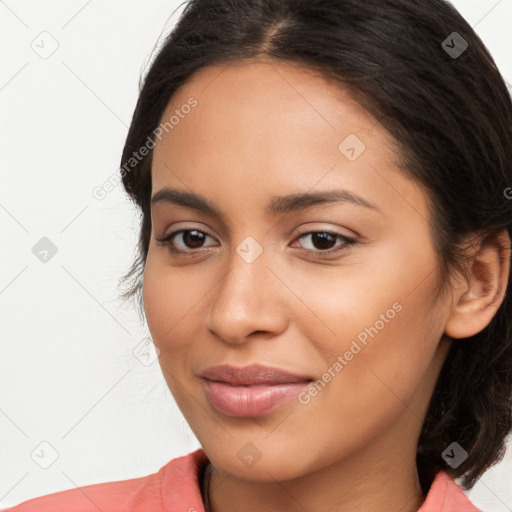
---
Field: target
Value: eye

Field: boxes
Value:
[155,228,357,258]
[156,229,216,254]
[291,230,357,257]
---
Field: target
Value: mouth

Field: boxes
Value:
[200,364,313,417]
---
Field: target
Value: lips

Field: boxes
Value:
[200,364,313,386]
[200,364,313,417]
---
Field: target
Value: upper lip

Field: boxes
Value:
[200,364,313,386]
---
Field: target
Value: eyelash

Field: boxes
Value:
[155,228,357,259]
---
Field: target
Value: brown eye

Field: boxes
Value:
[294,231,357,254]
[156,229,216,254]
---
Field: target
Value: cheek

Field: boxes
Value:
[289,290,444,473]
[142,254,168,344]
[142,254,202,409]
[288,245,434,352]
[292,237,444,407]
[142,251,198,360]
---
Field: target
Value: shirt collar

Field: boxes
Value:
[160,448,480,512]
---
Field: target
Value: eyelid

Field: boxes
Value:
[292,224,358,241]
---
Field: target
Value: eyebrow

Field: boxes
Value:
[150,187,381,216]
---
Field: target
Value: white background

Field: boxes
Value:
[1,0,511,510]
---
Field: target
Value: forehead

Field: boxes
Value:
[151,58,428,224]
[153,58,386,161]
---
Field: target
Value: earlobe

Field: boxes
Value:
[444,229,511,340]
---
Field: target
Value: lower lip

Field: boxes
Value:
[202,379,310,417]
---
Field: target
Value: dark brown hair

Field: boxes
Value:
[118,0,512,492]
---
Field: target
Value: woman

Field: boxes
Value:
[6,0,512,510]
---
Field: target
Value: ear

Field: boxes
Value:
[444,229,511,339]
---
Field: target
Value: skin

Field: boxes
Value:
[143,58,510,512]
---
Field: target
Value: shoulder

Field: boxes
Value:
[418,470,482,512]
[2,472,162,512]
[2,450,207,512]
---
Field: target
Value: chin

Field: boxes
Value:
[201,438,318,482]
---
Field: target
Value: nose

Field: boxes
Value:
[206,243,288,345]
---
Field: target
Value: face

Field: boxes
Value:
[143,58,454,481]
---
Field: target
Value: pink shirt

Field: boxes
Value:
[3,448,481,511]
